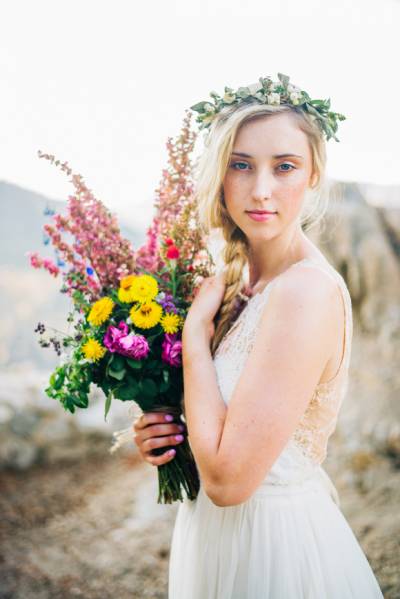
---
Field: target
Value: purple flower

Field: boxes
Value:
[103,321,149,360]
[159,293,178,314]
[161,333,182,367]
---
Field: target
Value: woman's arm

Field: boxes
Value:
[182,266,338,507]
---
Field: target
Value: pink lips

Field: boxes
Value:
[246,210,277,222]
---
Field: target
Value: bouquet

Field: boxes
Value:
[29,112,216,503]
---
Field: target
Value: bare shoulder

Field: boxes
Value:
[274,260,339,302]
[261,261,340,335]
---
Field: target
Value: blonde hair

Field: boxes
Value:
[193,101,328,356]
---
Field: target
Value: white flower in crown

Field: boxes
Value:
[290,91,302,105]
[267,92,281,105]
[287,83,301,94]
[223,91,236,103]
[204,102,215,112]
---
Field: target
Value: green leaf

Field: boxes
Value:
[104,391,113,421]
[190,101,209,113]
[108,367,126,381]
[109,354,125,371]
[74,394,89,408]
[277,72,290,86]
[236,86,251,98]
[114,382,138,401]
[159,380,170,393]
[140,378,158,399]
[126,358,142,370]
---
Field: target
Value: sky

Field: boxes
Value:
[1,0,399,231]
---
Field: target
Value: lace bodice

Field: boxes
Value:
[213,257,353,488]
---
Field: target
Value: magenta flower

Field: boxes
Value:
[119,333,150,359]
[103,321,149,360]
[104,321,129,350]
[161,333,182,367]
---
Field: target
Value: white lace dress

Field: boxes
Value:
[168,258,384,598]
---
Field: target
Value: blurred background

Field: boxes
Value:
[1,0,399,597]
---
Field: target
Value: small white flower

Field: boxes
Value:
[267,92,281,105]
[290,92,302,105]
[287,84,299,93]
[204,102,215,112]
[223,92,236,103]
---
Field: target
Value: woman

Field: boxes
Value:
[134,76,384,598]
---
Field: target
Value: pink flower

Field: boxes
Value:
[161,333,182,367]
[43,258,60,277]
[103,321,149,360]
[27,252,42,269]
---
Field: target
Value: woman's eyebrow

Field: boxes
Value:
[231,151,303,159]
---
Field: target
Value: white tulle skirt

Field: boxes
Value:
[168,471,384,599]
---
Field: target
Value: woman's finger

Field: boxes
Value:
[144,448,177,466]
[134,421,185,442]
[133,411,180,431]
[140,433,185,453]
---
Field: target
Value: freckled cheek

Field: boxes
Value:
[222,180,245,215]
[277,179,309,216]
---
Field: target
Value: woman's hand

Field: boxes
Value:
[133,412,187,466]
[184,271,227,340]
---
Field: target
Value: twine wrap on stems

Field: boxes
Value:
[109,403,144,454]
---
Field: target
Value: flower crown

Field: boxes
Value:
[190,72,346,142]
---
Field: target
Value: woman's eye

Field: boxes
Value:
[230,161,249,171]
[277,163,295,173]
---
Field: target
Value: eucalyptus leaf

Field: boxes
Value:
[104,391,113,421]
[190,101,209,112]
[109,354,125,371]
[114,383,137,401]
[139,378,158,399]
[159,380,170,393]
[108,367,126,381]
[126,358,142,370]
[277,72,290,86]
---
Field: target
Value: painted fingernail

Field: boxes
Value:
[178,424,185,431]
[169,449,176,455]
[165,414,174,421]
[175,434,184,441]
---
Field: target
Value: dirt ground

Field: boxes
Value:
[0,443,399,599]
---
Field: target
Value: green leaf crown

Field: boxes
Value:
[190,72,346,142]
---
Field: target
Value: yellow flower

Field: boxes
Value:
[160,312,181,334]
[87,297,114,326]
[118,274,137,303]
[82,338,106,362]
[119,273,158,304]
[130,301,162,329]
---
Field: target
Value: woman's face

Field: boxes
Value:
[222,112,315,243]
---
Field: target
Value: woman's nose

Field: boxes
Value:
[251,169,275,201]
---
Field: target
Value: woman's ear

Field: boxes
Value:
[309,171,318,189]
